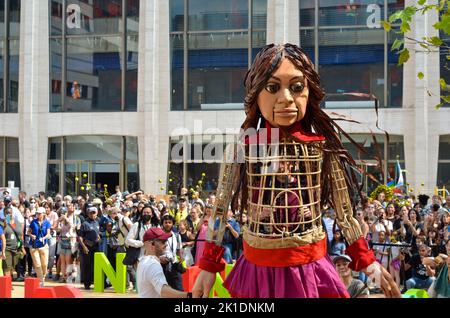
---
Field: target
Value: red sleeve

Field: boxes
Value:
[198,241,226,273]
[345,237,376,272]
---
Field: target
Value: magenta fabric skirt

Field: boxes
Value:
[223,254,349,298]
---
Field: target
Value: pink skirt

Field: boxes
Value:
[223,254,349,298]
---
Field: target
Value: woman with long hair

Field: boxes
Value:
[193,43,399,298]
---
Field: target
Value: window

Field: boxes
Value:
[170,0,267,110]
[300,0,403,108]
[0,0,20,113]
[167,134,236,194]
[50,0,139,112]
[438,135,450,189]
[47,135,139,196]
[0,137,20,187]
[341,133,404,193]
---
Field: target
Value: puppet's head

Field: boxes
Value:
[242,43,324,130]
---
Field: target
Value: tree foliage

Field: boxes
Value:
[383,0,450,109]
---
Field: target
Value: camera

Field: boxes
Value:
[60,207,68,214]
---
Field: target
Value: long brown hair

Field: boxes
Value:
[232,43,364,213]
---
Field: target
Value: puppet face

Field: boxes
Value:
[257,58,309,128]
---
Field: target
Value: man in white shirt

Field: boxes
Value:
[137,227,191,298]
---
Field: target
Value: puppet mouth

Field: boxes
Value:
[274,109,298,117]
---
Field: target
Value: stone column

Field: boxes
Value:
[266,0,299,45]
[18,0,49,195]
[138,0,170,194]
[404,0,440,195]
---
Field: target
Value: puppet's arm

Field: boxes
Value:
[329,153,376,271]
[199,145,241,273]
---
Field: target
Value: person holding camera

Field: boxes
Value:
[57,202,80,283]
[160,214,184,291]
[28,207,52,287]
[220,209,241,264]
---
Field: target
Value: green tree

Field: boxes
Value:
[383,0,450,108]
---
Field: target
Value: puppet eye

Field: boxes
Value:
[265,83,280,94]
[290,82,305,93]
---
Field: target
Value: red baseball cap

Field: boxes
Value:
[143,228,172,242]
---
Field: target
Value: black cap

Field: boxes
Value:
[3,195,12,203]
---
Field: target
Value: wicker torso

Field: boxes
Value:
[244,137,326,249]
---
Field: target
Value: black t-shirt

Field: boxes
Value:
[407,254,429,280]
[79,219,100,246]
[405,222,423,252]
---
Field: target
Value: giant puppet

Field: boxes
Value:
[192,43,400,298]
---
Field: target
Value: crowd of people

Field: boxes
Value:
[0,185,449,298]
[326,191,450,298]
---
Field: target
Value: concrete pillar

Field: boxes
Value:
[266,0,299,45]
[138,0,170,194]
[404,0,440,195]
[18,0,49,195]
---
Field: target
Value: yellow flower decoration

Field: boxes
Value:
[104,184,108,188]
[201,173,206,177]
[160,187,165,191]
[81,186,85,191]
[75,177,79,182]
[83,173,87,178]
[169,191,173,195]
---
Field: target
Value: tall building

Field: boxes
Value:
[1,0,449,198]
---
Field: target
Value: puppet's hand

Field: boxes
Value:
[192,270,216,298]
[363,262,401,298]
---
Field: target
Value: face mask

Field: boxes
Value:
[114,216,119,222]
[142,215,152,223]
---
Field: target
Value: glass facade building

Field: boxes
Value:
[300,0,404,108]
[170,0,267,110]
[50,0,139,112]
[0,1,444,196]
[0,0,20,113]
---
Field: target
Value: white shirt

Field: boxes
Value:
[137,255,168,298]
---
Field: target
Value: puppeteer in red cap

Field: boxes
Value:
[143,227,172,242]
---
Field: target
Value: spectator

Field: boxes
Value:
[160,214,184,291]
[0,220,5,272]
[186,205,201,236]
[373,230,390,270]
[386,203,396,224]
[178,220,195,267]
[78,206,101,290]
[333,254,369,298]
[43,201,58,279]
[329,229,346,257]
[220,209,240,264]
[402,244,435,291]
[126,204,156,259]
[57,202,80,283]
[392,205,408,242]
[404,209,423,254]
[105,220,120,274]
[424,239,450,298]
[23,208,35,277]
[443,195,450,213]
[28,207,52,287]
[1,207,23,280]
[115,206,134,290]
[371,207,393,241]
[172,196,189,227]
[136,227,190,298]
